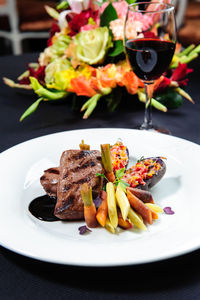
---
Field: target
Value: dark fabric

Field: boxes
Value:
[0,53,200,300]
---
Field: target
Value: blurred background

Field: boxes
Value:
[0,0,199,56]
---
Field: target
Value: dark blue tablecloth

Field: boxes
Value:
[0,53,200,300]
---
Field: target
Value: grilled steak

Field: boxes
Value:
[40,167,59,197]
[54,150,104,220]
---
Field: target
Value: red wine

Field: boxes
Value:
[125,38,175,81]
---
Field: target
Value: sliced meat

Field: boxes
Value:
[40,167,59,197]
[55,150,104,220]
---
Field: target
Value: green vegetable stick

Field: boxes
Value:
[177,44,195,57]
[101,144,113,173]
[138,91,167,112]
[20,98,43,122]
[80,183,93,207]
[83,94,101,119]
[175,87,194,103]
[45,5,59,20]
[189,44,200,56]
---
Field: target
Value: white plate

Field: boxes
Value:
[0,128,200,267]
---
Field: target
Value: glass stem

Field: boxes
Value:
[141,83,153,130]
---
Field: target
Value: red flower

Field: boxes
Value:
[47,22,60,46]
[156,77,171,91]
[143,32,157,39]
[171,63,193,86]
[68,9,98,36]
[156,63,193,92]
[19,65,46,85]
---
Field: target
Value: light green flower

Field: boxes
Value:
[51,34,71,57]
[45,57,71,84]
[75,27,113,65]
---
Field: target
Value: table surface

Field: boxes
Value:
[0,53,200,300]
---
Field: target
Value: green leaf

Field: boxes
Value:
[100,3,118,27]
[20,98,43,121]
[137,156,145,163]
[118,181,129,193]
[120,180,130,187]
[30,77,68,100]
[108,40,124,57]
[116,168,125,180]
[96,173,109,182]
[156,89,183,109]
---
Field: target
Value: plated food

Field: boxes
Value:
[30,140,166,234]
[1,128,199,266]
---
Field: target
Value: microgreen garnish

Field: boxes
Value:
[96,173,109,182]
[114,168,130,193]
[96,173,109,191]
[137,156,145,163]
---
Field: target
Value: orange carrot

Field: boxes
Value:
[127,189,153,225]
[106,171,116,183]
[84,204,98,228]
[81,183,98,228]
[150,209,158,220]
[118,211,133,230]
[96,191,108,227]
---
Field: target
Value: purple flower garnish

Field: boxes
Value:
[164,207,175,215]
[78,225,92,235]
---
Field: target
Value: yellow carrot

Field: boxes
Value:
[105,218,116,234]
[116,185,130,221]
[145,203,163,213]
[128,208,147,231]
[106,182,118,228]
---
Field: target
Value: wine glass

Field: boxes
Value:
[124,2,177,132]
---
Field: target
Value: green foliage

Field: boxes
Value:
[156,89,183,109]
[114,168,130,193]
[100,3,118,27]
[108,40,124,57]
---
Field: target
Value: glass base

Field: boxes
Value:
[136,123,171,135]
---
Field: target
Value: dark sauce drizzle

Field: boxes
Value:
[29,195,59,222]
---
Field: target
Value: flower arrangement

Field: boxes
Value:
[3,0,200,121]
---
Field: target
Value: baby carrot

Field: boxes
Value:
[118,211,133,230]
[101,144,115,182]
[127,189,153,225]
[81,183,98,228]
[127,187,154,203]
[96,191,108,227]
